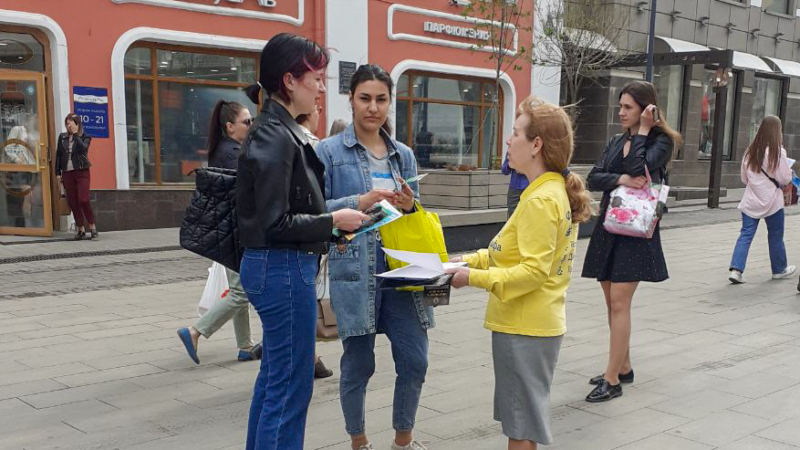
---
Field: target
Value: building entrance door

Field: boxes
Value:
[0,70,52,236]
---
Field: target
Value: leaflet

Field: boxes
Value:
[376,248,467,280]
[332,200,402,241]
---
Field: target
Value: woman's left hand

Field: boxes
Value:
[639,104,657,133]
[393,180,416,212]
[446,267,470,289]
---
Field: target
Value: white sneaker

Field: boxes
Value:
[356,445,374,450]
[391,441,428,450]
[773,265,797,280]
[729,270,744,284]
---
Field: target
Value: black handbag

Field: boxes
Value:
[179,167,243,272]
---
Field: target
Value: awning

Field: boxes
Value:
[762,56,800,77]
[563,28,617,52]
[732,51,773,73]
[655,36,710,53]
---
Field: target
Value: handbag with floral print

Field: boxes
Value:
[603,166,670,239]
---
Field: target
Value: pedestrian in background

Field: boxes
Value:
[296,103,335,379]
[237,33,367,450]
[728,115,795,284]
[448,97,592,450]
[177,100,262,364]
[316,64,429,450]
[502,154,529,218]
[56,113,97,240]
[581,81,681,403]
[329,118,348,136]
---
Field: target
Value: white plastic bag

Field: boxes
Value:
[198,262,230,316]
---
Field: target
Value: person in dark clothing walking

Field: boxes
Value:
[56,113,97,240]
[177,100,263,364]
[581,81,682,403]
[502,155,530,218]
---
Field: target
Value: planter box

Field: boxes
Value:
[419,169,509,210]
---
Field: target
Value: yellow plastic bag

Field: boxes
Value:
[379,202,448,270]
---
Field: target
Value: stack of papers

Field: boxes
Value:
[377,248,467,280]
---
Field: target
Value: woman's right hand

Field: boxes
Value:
[358,189,396,211]
[449,255,463,263]
[332,208,370,232]
[617,174,648,189]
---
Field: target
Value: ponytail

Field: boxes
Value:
[207,100,246,161]
[564,172,594,224]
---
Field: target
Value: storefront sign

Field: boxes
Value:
[339,61,357,95]
[423,21,489,41]
[73,87,109,138]
[213,0,276,7]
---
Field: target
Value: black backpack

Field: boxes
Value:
[179,167,243,272]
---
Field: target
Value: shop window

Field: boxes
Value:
[763,0,791,14]
[749,76,783,143]
[123,44,257,185]
[0,32,45,72]
[652,65,684,136]
[396,72,503,170]
[698,70,737,161]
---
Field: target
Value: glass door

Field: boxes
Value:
[0,71,52,236]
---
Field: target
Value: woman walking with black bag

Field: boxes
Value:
[237,33,366,450]
[56,113,97,240]
[728,115,795,284]
[581,81,682,403]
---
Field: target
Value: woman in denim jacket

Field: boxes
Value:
[316,64,434,450]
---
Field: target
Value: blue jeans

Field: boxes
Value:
[339,246,429,435]
[240,248,318,450]
[730,209,788,274]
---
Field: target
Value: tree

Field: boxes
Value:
[533,0,631,123]
[461,0,532,169]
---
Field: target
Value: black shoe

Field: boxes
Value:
[314,357,333,379]
[586,379,623,403]
[74,231,85,240]
[249,343,263,360]
[589,369,634,385]
[90,229,99,239]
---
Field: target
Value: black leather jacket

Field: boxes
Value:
[55,133,92,176]
[587,128,674,211]
[237,99,333,253]
[208,136,240,170]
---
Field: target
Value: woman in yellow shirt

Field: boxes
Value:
[448,97,592,450]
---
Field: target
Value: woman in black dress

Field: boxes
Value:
[582,81,682,403]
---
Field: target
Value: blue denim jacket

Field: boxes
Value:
[316,124,435,339]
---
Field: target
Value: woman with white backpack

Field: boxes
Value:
[728,115,795,284]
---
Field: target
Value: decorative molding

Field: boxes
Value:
[110,0,304,26]
[111,27,266,189]
[0,9,71,137]
[387,4,518,55]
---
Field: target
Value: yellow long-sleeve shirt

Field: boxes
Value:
[463,172,576,337]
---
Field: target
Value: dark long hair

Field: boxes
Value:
[349,64,394,134]
[207,100,247,161]
[245,33,329,105]
[745,115,782,174]
[64,113,84,136]
[619,81,683,156]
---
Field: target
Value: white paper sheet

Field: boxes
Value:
[377,248,467,280]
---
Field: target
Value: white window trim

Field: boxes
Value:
[387,4,518,56]
[111,27,266,189]
[0,9,71,138]
[389,60,516,163]
[110,0,304,26]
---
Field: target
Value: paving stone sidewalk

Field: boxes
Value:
[2,212,800,449]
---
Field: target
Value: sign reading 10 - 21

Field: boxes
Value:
[72,87,110,138]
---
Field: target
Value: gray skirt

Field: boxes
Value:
[492,332,563,444]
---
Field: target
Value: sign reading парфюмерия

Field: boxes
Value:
[423,21,490,41]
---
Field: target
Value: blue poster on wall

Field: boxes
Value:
[72,86,109,138]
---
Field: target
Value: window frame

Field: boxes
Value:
[123,42,259,185]
[395,70,505,170]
